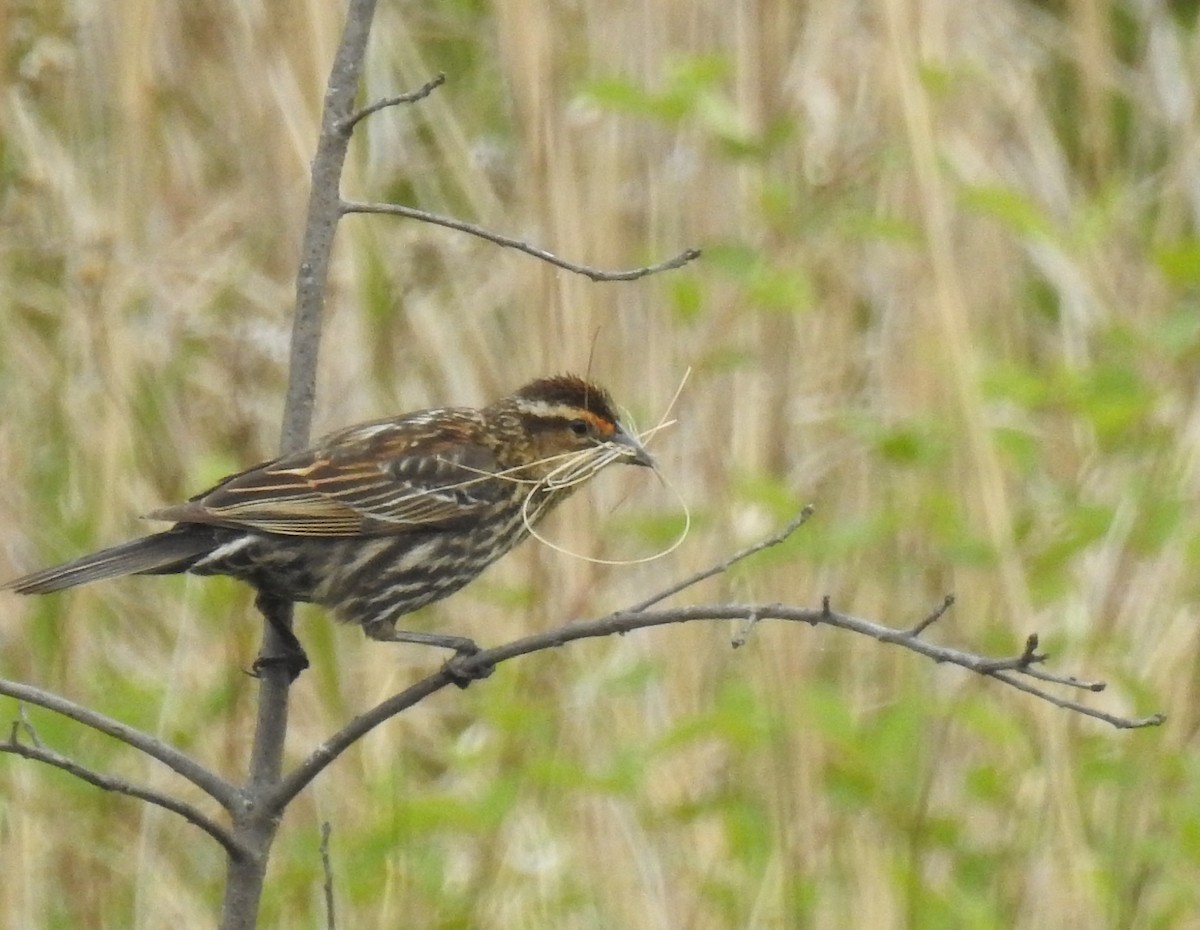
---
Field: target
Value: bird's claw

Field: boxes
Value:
[442,644,493,689]
[249,649,310,682]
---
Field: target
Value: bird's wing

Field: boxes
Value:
[146,415,508,537]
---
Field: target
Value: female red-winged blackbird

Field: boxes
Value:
[3,375,653,675]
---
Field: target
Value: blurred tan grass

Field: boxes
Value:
[2,0,1199,928]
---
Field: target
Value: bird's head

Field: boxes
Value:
[492,375,654,482]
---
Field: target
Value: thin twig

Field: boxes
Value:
[340,199,702,281]
[986,670,1160,729]
[17,704,40,746]
[321,822,337,930]
[731,609,760,649]
[1,732,243,855]
[909,594,955,636]
[1014,664,1106,692]
[629,504,816,611]
[470,602,1165,730]
[339,73,446,133]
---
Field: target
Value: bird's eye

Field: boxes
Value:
[568,418,590,437]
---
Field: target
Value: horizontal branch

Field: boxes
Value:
[270,506,1162,807]
[274,600,1160,808]
[0,678,242,810]
[454,602,1166,730]
[341,199,701,281]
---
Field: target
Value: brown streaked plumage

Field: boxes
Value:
[3,375,653,675]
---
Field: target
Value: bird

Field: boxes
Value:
[2,375,654,678]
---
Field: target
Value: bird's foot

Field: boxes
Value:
[442,642,494,689]
[252,590,309,681]
[249,647,310,682]
[362,622,493,687]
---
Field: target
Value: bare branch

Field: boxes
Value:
[15,704,40,746]
[463,602,1163,730]
[630,504,815,611]
[339,73,446,134]
[1,726,243,856]
[269,511,1160,806]
[226,3,384,926]
[340,199,701,281]
[269,505,809,806]
[0,678,241,809]
[986,670,1159,729]
[731,609,761,649]
[1014,663,1106,692]
[909,594,955,636]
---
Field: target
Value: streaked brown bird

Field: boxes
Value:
[3,375,654,676]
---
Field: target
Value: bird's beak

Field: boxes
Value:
[611,426,656,468]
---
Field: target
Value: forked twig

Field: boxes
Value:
[2,713,243,855]
[270,506,1161,809]
[0,679,241,809]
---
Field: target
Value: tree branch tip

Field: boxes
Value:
[1112,712,1167,729]
[908,594,956,637]
[582,246,702,280]
[785,504,816,534]
[731,612,761,648]
[1016,634,1047,669]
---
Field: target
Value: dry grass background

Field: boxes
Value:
[2,1,1199,927]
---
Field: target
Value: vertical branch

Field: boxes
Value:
[221,2,379,929]
[249,0,378,694]
[280,1,377,455]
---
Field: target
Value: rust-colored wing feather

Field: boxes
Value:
[147,412,507,537]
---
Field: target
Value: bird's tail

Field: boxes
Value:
[2,530,216,595]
